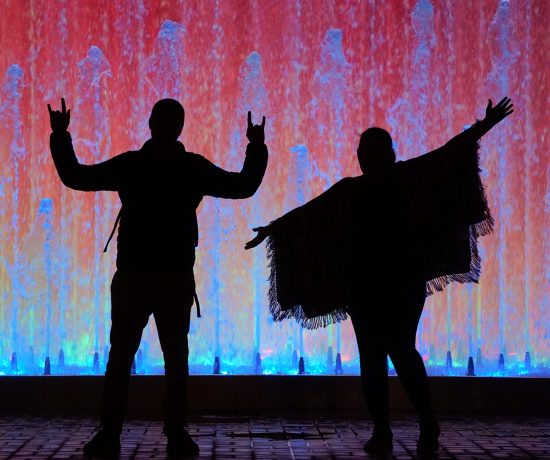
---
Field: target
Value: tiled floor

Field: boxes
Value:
[0,415,548,459]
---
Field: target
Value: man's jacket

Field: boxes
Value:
[50,132,268,270]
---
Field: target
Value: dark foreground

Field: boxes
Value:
[0,415,549,459]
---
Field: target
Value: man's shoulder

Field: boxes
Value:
[184,152,216,168]
[108,150,141,164]
[185,151,204,160]
[119,149,140,157]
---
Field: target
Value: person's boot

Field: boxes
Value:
[82,428,121,457]
[364,426,393,453]
[164,427,200,457]
[417,419,441,454]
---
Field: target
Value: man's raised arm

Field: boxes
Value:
[48,98,126,191]
[201,111,268,199]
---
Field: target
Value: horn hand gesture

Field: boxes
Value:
[47,98,71,133]
[246,111,266,145]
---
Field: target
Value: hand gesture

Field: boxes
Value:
[484,97,513,127]
[246,111,266,145]
[244,225,271,250]
[47,98,71,133]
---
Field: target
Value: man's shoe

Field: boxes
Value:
[82,428,121,457]
[165,428,200,457]
[364,428,393,454]
[417,422,441,454]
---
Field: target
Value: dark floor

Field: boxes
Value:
[0,415,549,459]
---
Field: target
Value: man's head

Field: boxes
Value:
[149,98,185,141]
[357,127,396,175]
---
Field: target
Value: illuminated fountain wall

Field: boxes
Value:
[0,0,548,376]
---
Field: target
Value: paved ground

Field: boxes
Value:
[0,415,549,459]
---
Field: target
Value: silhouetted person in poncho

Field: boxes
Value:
[246,97,513,454]
[48,98,268,457]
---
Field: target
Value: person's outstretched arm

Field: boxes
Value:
[446,97,514,147]
[244,177,352,250]
[200,111,268,199]
[48,98,127,191]
[245,224,271,250]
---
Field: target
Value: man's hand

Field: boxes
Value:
[245,225,271,249]
[246,111,266,145]
[484,97,513,127]
[47,98,71,133]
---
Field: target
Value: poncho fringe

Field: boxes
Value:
[267,235,350,329]
[423,140,494,295]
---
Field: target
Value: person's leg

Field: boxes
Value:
[152,270,194,434]
[349,304,392,448]
[85,271,151,456]
[152,270,198,456]
[100,270,151,434]
[387,280,435,425]
[387,280,439,451]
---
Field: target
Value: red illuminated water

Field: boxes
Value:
[0,0,548,376]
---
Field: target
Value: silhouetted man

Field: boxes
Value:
[48,98,268,457]
[246,98,513,454]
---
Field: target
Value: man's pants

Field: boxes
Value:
[100,269,195,434]
[348,278,434,430]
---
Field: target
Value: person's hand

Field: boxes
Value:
[245,225,271,249]
[246,111,266,145]
[484,97,513,127]
[47,98,71,133]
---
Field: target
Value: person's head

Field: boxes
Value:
[148,98,185,141]
[357,127,396,175]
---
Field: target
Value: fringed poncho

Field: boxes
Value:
[266,136,493,329]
